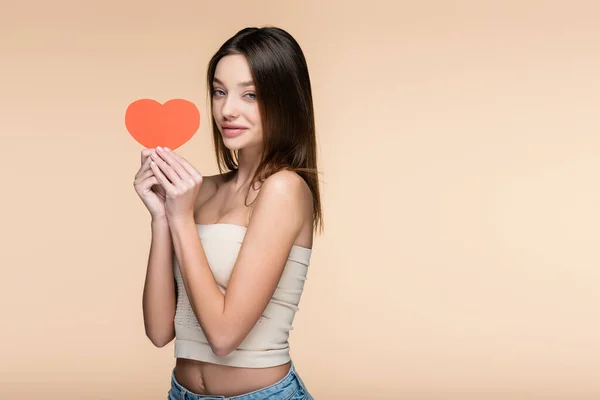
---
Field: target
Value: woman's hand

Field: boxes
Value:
[150,146,203,222]
[134,148,167,220]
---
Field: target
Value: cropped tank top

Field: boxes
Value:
[173,223,312,368]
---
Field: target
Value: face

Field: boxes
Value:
[211,54,263,152]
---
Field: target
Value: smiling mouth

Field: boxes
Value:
[222,127,248,138]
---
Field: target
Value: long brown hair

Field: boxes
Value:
[206,27,323,233]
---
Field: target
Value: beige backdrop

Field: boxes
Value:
[2,0,600,399]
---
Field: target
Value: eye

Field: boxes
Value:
[212,89,225,97]
[244,92,257,100]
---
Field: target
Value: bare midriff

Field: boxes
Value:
[173,358,291,397]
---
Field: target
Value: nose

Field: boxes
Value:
[220,95,239,120]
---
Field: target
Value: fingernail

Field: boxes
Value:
[164,147,170,152]
[157,146,163,151]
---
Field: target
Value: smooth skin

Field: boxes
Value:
[134,54,314,396]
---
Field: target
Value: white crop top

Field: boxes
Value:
[173,223,312,368]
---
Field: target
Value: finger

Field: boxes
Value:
[141,148,156,166]
[155,148,191,183]
[151,151,184,184]
[165,149,203,183]
[136,176,160,193]
[135,168,155,183]
[135,154,155,180]
[134,174,159,194]
[150,160,176,194]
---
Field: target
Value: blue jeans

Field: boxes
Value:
[167,361,314,400]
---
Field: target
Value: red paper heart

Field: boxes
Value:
[125,98,200,149]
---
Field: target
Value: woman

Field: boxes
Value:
[133,26,322,399]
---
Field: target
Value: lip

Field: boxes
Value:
[221,126,248,138]
[221,123,247,129]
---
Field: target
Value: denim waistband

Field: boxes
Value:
[169,361,306,399]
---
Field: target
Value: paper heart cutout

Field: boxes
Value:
[125,98,200,149]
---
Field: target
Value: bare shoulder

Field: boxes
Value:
[251,169,314,245]
[260,170,312,210]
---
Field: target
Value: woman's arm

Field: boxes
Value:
[142,217,176,347]
[169,170,311,357]
[141,169,219,348]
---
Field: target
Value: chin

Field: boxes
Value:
[221,136,248,151]
[221,132,262,152]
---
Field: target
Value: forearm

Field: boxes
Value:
[142,218,176,347]
[168,216,229,354]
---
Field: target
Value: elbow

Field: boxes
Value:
[209,335,237,357]
[150,336,172,348]
[211,346,233,358]
[146,330,174,348]
[211,341,235,357]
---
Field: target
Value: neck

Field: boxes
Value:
[231,146,262,191]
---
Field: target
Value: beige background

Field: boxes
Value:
[1,0,600,399]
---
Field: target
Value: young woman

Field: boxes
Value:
[133,27,322,399]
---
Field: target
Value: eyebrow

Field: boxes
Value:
[213,77,255,87]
